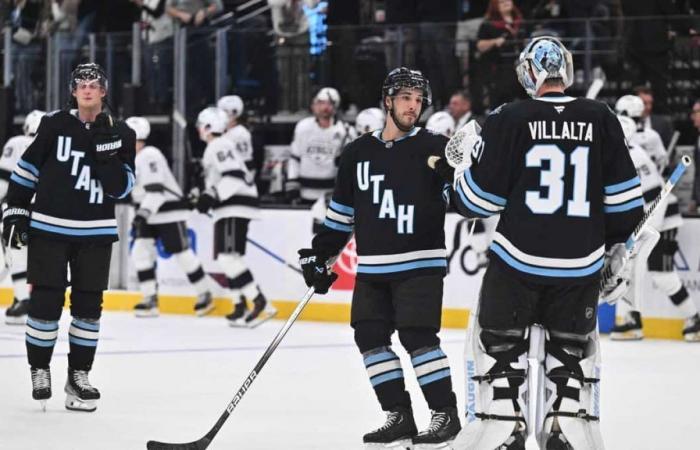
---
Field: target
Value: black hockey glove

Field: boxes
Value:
[132,209,150,239]
[92,112,122,163]
[298,248,338,294]
[196,190,217,214]
[2,207,30,249]
[429,156,455,184]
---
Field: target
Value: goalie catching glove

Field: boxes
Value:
[298,248,338,294]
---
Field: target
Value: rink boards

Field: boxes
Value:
[1,209,699,339]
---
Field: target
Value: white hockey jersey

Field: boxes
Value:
[629,143,666,231]
[132,145,190,225]
[287,117,355,201]
[202,136,259,221]
[222,124,254,170]
[0,135,34,200]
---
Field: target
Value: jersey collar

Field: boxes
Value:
[372,127,421,145]
[534,92,576,103]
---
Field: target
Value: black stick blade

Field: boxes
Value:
[146,438,211,450]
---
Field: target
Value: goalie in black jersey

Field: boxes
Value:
[298,68,462,448]
[2,63,136,413]
[428,37,644,449]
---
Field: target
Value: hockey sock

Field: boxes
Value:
[175,250,211,296]
[137,267,157,297]
[410,346,457,410]
[652,271,697,317]
[672,289,698,318]
[68,318,99,371]
[25,317,59,369]
[363,346,412,410]
[133,238,158,297]
[218,253,260,301]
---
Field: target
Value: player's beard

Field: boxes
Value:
[390,108,417,132]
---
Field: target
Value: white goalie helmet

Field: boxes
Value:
[313,87,341,108]
[355,107,385,134]
[23,110,45,136]
[516,36,574,97]
[125,116,151,141]
[217,95,244,118]
[426,111,457,137]
[196,106,229,135]
[617,115,637,142]
[615,95,644,119]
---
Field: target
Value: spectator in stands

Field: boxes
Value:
[691,99,700,214]
[634,85,675,149]
[476,0,525,109]
[447,90,474,129]
[530,0,568,37]
[166,0,221,27]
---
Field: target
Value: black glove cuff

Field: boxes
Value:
[4,207,29,218]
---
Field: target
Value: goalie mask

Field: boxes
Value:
[516,36,573,98]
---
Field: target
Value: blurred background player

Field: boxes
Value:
[425,111,456,137]
[447,90,474,129]
[285,87,355,205]
[355,107,385,135]
[195,106,276,327]
[217,95,255,175]
[0,109,44,324]
[611,115,700,342]
[615,94,668,172]
[126,116,215,317]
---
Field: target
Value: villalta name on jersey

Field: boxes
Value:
[57,135,104,204]
[528,121,593,142]
[357,161,414,234]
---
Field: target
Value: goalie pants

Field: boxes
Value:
[25,236,111,371]
[352,275,457,411]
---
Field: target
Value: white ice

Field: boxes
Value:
[1,311,698,450]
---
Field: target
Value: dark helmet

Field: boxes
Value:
[70,63,109,93]
[381,67,432,108]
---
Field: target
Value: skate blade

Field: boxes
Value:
[195,302,215,317]
[38,399,47,412]
[5,315,27,325]
[365,439,413,449]
[610,330,643,341]
[227,318,248,328]
[683,331,700,342]
[245,309,278,329]
[414,444,454,450]
[134,309,159,318]
[65,393,97,412]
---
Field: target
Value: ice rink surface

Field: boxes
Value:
[1,311,699,450]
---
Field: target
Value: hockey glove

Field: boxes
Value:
[92,112,122,163]
[2,207,30,249]
[428,156,455,184]
[600,243,630,303]
[298,248,338,294]
[196,189,217,213]
[131,209,150,238]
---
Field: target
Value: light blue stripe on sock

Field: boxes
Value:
[364,351,398,367]
[72,319,100,331]
[411,349,446,366]
[370,369,404,387]
[69,336,98,347]
[26,318,58,331]
[417,369,451,386]
[26,335,57,348]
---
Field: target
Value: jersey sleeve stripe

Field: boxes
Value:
[603,198,644,213]
[604,176,641,194]
[114,164,136,199]
[326,208,353,225]
[464,169,507,206]
[455,181,494,217]
[329,200,354,215]
[323,218,353,233]
[222,170,247,180]
[12,165,38,183]
[604,185,643,205]
[458,176,504,213]
[10,173,36,189]
[144,183,165,192]
[17,158,39,177]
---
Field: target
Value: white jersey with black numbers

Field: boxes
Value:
[202,136,259,221]
[630,127,667,172]
[0,135,34,201]
[288,117,355,201]
[222,124,254,170]
[133,145,190,225]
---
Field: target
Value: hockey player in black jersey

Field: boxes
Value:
[298,68,461,448]
[429,37,643,449]
[2,63,136,412]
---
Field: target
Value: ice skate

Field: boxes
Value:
[244,294,277,328]
[364,405,417,448]
[31,367,51,411]
[413,406,461,449]
[194,291,214,317]
[683,314,700,342]
[65,368,100,412]
[226,299,248,327]
[496,427,527,450]
[5,298,29,325]
[610,311,643,340]
[133,295,159,317]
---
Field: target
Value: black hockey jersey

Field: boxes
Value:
[453,93,644,284]
[312,127,451,281]
[6,110,136,243]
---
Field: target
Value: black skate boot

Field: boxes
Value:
[413,406,461,448]
[226,298,248,327]
[546,431,573,450]
[363,405,417,448]
[244,294,277,328]
[134,295,158,317]
[497,426,527,450]
[65,368,100,412]
[5,297,29,325]
[194,291,214,317]
[30,367,51,411]
[683,314,700,342]
[610,310,643,340]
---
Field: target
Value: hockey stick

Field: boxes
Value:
[246,237,303,274]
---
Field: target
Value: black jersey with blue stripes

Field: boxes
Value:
[5,110,136,243]
[453,92,643,284]
[312,128,450,281]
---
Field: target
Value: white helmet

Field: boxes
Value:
[516,36,573,97]
[125,116,151,141]
[23,110,45,136]
[196,107,229,135]
[617,115,636,142]
[615,95,644,119]
[217,95,244,118]
[313,87,341,108]
[426,111,456,137]
[355,107,385,134]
